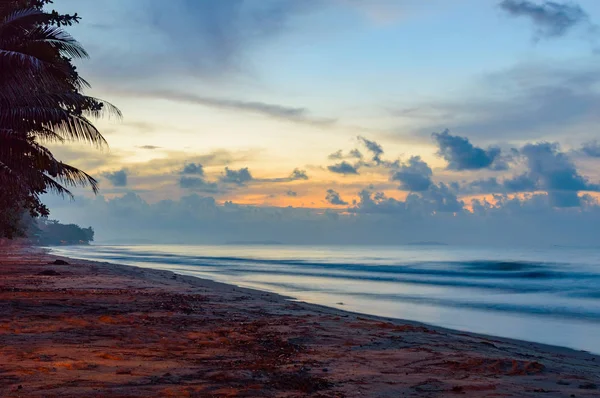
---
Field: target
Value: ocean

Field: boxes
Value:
[50,244,600,354]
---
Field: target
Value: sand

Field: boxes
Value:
[0,245,598,397]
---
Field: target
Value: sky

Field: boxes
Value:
[44,0,600,246]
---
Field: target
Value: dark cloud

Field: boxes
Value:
[140,90,335,126]
[471,192,600,218]
[348,149,362,159]
[328,161,359,175]
[328,149,363,160]
[358,136,384,165]
[181,163,205,175]
[352,183,463,215]
[179,176,219,193]
[138,145,161,150]
[522,142,591,191]
[580,140,600,157]
[327,149,344,160]
[465,174,538,194]
[286,190,298,197]
[432,130,505,171]
[351,189,406,215]
[102,169,128,187]
[325,189,348,206]
[503,173,538,192]
[220,167,253,185]
[390,156,433,192]
[464,142,599,206]
[178,162,219,193]
[290,168,309,181]
[499,0,591,40]
[406,183,464,214]
[327,138,399,174]
[328,150,344,160]
[465,177,503,193]
[520,142,599,206]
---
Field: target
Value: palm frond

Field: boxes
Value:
[0,8,43,31]
[42,174,73,198]
[54,162,99,193]
[0,48,43,68]
[25,25,89,59]
[0,106,108,146]
[0,3,123,212]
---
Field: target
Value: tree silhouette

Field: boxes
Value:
[0,0,120,237]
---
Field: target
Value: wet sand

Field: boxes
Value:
[0,246,599,397]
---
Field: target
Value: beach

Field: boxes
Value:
[1,246,599,397]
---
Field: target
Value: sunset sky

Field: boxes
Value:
[45,0,600,245]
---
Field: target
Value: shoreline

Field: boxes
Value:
[50,247,600,357]
[1,246,599,397]
[50,244,600,355]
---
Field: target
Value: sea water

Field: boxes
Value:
[50,244,600,354]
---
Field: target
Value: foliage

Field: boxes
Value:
[33,218,94,245]
[0,0,119,237]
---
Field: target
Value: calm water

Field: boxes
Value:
[50,244,600,353]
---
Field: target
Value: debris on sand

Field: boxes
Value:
[37,269,61,276]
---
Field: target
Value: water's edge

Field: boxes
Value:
[49,246,600,355]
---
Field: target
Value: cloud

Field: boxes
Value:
[181,163,205,175]
[358,136,384,165]
[255,168,310,183]
[395,63,600,142]
[220,167,254,185]
[328,149,363,160]
[146,0,321,75]
[101,169,128,187]
[138,145,161,150]
[286,190,298,197]
[328,161,360,175]
[326,138,399,175]
[328,150,344,160]
[464,177,503,193]
[350,189,406,214]
[138,90,335,126]
[521,142,593,191]
[406,183,464,214]
[326,137,397,176]
[390,156,433,192]
[463,174,538,194]
[179,176,219,193]
[79,0,323,81]
[325,189,348,205]
[349,149,364,159]
[580,140,600,157]
[499,0,591,40]
[45,189,600,247]
[432,130,505,171]
[290,168,309,180]
[352,183,463,215]
[463,142,600,206]
[503,173,539,192]
[520,142,599,206]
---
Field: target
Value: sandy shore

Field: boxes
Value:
[0,246,599,397]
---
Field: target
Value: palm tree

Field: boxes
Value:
[0,1,121,237]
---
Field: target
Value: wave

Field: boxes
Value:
[79,248,596,282]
